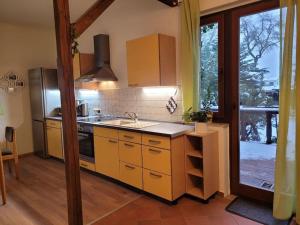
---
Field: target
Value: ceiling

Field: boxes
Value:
[0,0,98,28]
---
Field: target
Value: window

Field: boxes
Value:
[200,15,225,120]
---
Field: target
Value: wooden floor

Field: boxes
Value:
[1,155,292,225]
[0,155,139,225]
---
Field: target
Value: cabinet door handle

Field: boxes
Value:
[148,139,161,144]
[109,139,118,144]
[123,135,134,139]
[124,143,134,148]
[148,148,161,154]
[125,165,135,170]
[149,172,162,178]
[80,163,88,167]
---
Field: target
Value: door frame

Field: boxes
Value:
[200,14,226,121]
[229,0,280,204]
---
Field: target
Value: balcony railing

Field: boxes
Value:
[240,107,279,144]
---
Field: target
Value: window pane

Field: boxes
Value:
[239,8,280,190]
[200,23,219,111]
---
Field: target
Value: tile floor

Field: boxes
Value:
[92,195,262,225]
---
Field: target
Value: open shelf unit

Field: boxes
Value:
[186,174,204,198]
[185,131,219,201]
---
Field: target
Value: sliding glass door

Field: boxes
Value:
[230,0,280,202]
[238,8,280,191]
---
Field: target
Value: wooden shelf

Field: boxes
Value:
[187,168,203,178]
[187,187,204,198]
[186,150,203,158]
[185,131,219,201]
[187,131,217,138]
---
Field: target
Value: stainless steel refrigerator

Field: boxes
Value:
[28,68,61,158]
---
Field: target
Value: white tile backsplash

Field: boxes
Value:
[76,86,183,122]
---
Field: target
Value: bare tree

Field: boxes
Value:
[239,12,280,141]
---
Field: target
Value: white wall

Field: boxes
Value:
[77,0,180,89]
[75,0,237,194]
[200,0,259,13]
[0,22,56,154]
[76,0,260,89]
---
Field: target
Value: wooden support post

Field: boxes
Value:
[72,0,115,38]
[53,0,83,225]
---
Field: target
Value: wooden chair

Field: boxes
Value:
[0,127,19,205]
[1,127,19,180]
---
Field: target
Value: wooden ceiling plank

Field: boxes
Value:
[73,0,115,38]
[53,0,83,224]
[158,0,179,7]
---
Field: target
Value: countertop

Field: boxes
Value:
[46,116,194,138]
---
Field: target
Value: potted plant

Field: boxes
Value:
[190,111,209,132]
[182,107,193,123]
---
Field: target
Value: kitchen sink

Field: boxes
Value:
[96,119,159,129]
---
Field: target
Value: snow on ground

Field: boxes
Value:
[240,141,276,160]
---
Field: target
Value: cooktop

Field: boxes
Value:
[77,116,115,124]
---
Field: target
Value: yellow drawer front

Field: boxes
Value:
[119,162,143,189]
[119,141,142,166]
[94,136,119,179]
[79,160,95,171]
[119,130,142,144]
[143,169,172,200]
[142,146,171,175]
[94,127,118,139]
[46,120,62,129]
[142,134,170,150]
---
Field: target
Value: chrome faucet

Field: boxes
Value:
[125,112,138,123]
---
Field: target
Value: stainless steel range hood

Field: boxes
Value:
[76,34,118,82]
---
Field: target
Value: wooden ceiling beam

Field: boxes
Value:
[158,0,179,7]
[72,0,115,38]
[53,0,83,224]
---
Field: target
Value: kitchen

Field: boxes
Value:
[0,0,298,225]
[0,0,230,223]
[31,30,217,201]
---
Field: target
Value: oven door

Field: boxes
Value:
[78,131,94,158]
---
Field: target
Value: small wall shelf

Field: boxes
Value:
[185,131,219,201]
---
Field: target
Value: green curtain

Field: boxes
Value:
[180,0,200,112]
[273,0,299,223]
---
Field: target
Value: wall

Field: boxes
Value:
[75,0,183,121]
[76,0,260,88]
[74,0,258,194]
[0,22,56,154]
[77,0,180,89]
[78,0,260,121]
[76,86,182,122]
[200,0,259,14]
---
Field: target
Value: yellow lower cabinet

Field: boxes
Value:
[142,134,170,150]
[119,141,142,166]
[47,127,63,159]
[79,160,95,171]
[142,146,171,175]
[119,130,142,144]
[119,162,143,189]
[94,136,119,179]
[143,169,172,201]
[94,127,118,139]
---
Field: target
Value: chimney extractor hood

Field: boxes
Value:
[76,34,118,82]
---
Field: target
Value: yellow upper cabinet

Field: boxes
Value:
[126,34,176,87]
[73,53,94,80]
